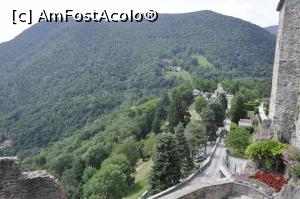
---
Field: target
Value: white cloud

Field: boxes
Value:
[0,0,279,43]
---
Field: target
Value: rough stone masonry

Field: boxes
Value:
[0,157,67,199]
[269,0,300,146]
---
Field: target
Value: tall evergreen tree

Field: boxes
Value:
[209,99,225,127]
[174,123,193,176]
[219,93,228,111]
[168,90,191,130]
[201,107,218,142]
[160,93,171,120]
[185,121,208,156]
[152,109,161,134]
[231,94,246,123]
[149,133,181,194]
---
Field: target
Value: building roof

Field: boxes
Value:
[238,119,252,127]
[277,0,285,11]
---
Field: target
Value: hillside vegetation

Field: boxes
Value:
[0,11,276,157]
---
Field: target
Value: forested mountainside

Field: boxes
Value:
[0,10,275,156]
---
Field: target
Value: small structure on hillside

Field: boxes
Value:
[213,83,226,98]
[193,89,201,96]
[238,119,252,127]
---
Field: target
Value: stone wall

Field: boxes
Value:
[269,0,300,146]
[0,157,67,199]
[154,179,271,199]
[275,182,300,199]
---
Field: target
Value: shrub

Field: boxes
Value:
[282,146,300,177]
[225,126,251,157]
[244,102,255,111]
[245,140,288,170]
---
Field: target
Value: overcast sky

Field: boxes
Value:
[0,0,279,43]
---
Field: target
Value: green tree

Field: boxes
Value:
[231,94,246,123]
[49,154,73,176]
[152,109,161,134]
[83,164,128,199]
[195,96,208,114]
[245,140,288,170]
[219,93,228,111]
[209,99,225,127]
[72,157,85,182]
[140,133,157,160]
[224,127,251,156]
[82,166,97,183]
[112,137,140,166]
[83,154,134,199]
[185,121,207,156]
[201,107,218,142]
[61,169,80,199]
[82,145,108,169]
[194,79,218,92]
[174,123,193,176]
[168,90,191,130]
[149,133,181,194]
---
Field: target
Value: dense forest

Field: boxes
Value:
[0,10,276,198]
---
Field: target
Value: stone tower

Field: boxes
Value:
[269,0,300,146]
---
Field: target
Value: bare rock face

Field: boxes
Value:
[0,157,67,199]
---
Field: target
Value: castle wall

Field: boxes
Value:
[269,0,300,145]
[0,157,67,199]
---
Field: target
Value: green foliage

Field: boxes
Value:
[209,99,226,127]
[254,107,259,114]
[82,144,109,169]
[195,96,208,114]
[0,11,275,156]
[219,93,228,111]
[244,102,255,111]
[222,78,272,99]
[185,121,207,156]
[49,154,73,176]
[201,96,226,142]
[140,133,157,160]
[174,123,194,175]
[193,79,217,93]
[230,122,238,132]
[0,10,277,199]
[152,110,162,134]
[225,126,251,156]
[245,140,288,170]
[82,166,97,183]
[112,137,140,166]
[168,89,191,130]
[231,94,247,123]
[83,154,134,199]
[149,133,181,194]
[282,147,300,177]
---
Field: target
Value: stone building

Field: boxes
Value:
[269,0,300,146]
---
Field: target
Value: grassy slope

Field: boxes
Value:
[165,71,192,82]
[124,160,153,199]
[189,97,201,122]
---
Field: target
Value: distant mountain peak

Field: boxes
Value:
[265,25,278,35]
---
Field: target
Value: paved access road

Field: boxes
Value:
[187,138,227,185]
